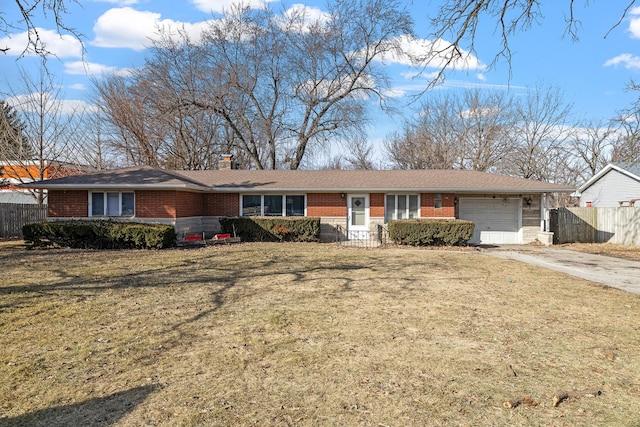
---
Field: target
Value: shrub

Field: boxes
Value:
[219,217,320,242]
[23,220,176,250]
[388,219,475,246]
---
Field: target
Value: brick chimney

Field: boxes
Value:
[218,154,236,170]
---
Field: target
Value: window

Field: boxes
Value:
[264,195,283,216]
[434,193,442,209]
[90,192,135,217]
[241,195,305,217]
[286,195,305,216]
[242,195,262,216]
[385,194,419,222]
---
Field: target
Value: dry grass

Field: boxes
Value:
[1,241,640,426]
[560,242,640,262]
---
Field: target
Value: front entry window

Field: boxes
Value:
[351,196,365,226]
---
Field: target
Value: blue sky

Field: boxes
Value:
[1,0,640,151]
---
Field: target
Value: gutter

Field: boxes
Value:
[17,183,212,192]
[210,186,577,193]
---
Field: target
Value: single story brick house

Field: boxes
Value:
[26,162,574,245]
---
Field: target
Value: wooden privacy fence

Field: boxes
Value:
[0,203,47,238]
[550,207,640,245]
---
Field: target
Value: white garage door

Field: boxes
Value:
[458,198,520,244]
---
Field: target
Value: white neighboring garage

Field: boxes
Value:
[458,197,521,244]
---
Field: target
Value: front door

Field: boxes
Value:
[348,194,369,238]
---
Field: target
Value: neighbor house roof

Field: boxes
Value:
[24,165,576,193]
[578,162,640,193]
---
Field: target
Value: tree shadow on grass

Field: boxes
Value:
[0,384,159,427]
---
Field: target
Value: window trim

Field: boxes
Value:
[385,194,420,223]
[240,194,306,217]
[434,193,443,209]
[89,191,135,217]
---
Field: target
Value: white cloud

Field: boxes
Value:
[604,53,640,70]
[64,60,133,77]
[92,7,161,50]
[376,35,485,71]
[0,28,82,58]
[628,7,640,38]
[279,4,332,33]
[476,73,487,81]
[69,83,86,90]
[189,0,277,13]
[438,80,526,90]
[382,88,406,98]
[90,0,140,4]
[460,106,501,119]
[92,7,212,50]
[6,93,96,115]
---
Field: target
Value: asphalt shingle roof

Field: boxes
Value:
[614,162,640,178]
[27,165,576,193]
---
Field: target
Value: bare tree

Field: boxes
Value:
[457,89,515,171]
[609,80,640,165]
[65,108,123,170]
[611,110,640,164]
[93,75,166,167]
[94,68,238,170]
[502,83,573,180]
[98,0,414,170]
[385,93,466,169]
[1,0,83,57]
[343,138,377,169]
[384,125,449,169]
[384,89,515,171]
[569,119,617,182]
[1,63,83,203]
[428,1,637,83]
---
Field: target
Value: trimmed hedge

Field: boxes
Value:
[388,219,475,246]
[23,220,177,250]
[219,217,320,242]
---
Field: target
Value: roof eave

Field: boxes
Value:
[18,183,211,192]
[578,163,640,193]
[212,186,576,193]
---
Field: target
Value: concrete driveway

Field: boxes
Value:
[482,247,640,296]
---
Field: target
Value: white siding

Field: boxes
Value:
[581,169,640,207]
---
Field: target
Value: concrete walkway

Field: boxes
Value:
[482,247,640,296]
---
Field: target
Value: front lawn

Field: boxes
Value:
[1,241,639,426]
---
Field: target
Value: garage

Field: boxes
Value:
[458,197,521,244]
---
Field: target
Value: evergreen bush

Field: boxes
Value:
[388,219,475,246]
[23,220,176,250]
[219,217,320,242]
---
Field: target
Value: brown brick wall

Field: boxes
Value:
[48,190,88,217]
[307,193,346,217]
[205,193,239,216]
[47,190,461,221]
[421,192,455,217]
[174,191,205,217]
[370,193,384,218]
[136,190,177,218]
[135,190,206,218]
